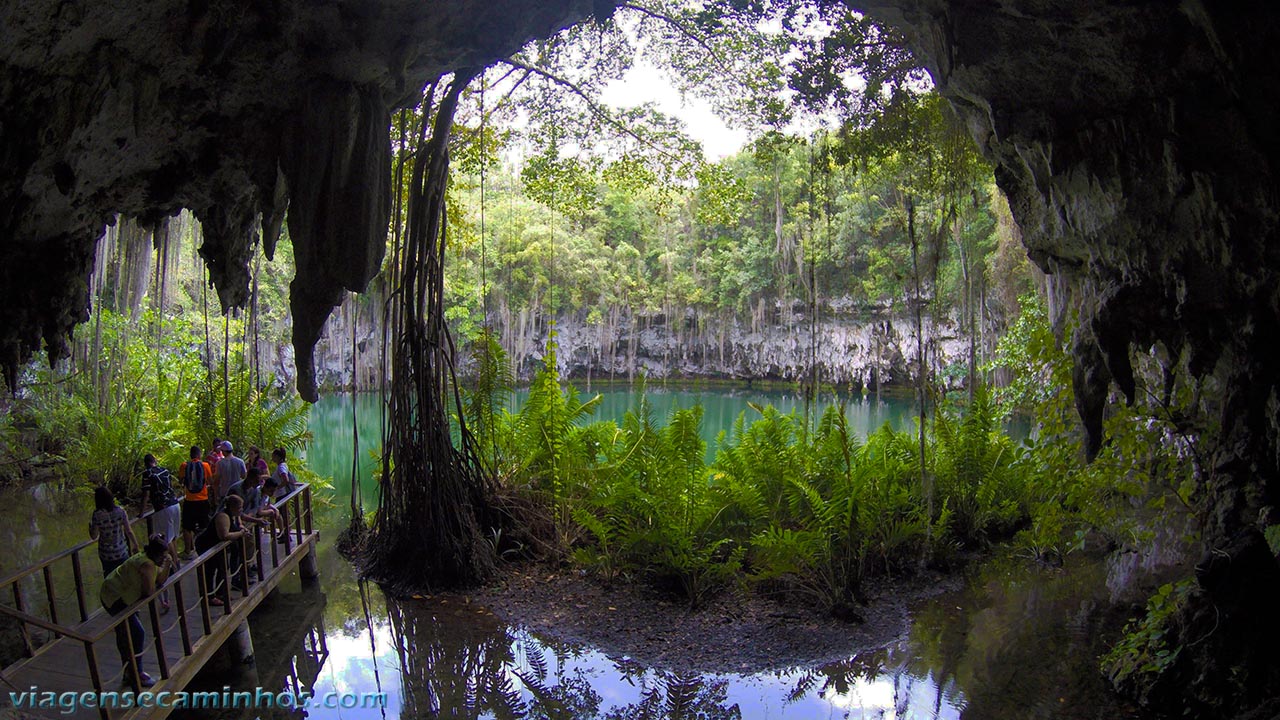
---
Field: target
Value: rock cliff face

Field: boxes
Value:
[0,0,606,398]
[857,0,1280,713]
[502,306,963,388]
[305,302,968,391]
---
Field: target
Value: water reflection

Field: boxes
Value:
[380,591,746,720]
[0,471,1159,720]
[171,590,331,720]
[200,548,1151,720]
[304,388,920,474]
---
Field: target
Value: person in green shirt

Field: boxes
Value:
[99,534,173,687]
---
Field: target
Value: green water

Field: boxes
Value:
[0,387,1149,720]
[305,386,920,502]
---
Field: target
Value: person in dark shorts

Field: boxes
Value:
[196,493,248,604]
[139,454,181,610]
[139,454,181,560]
[180,446,212,559]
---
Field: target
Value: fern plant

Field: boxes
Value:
[464,327,515,471]
[931,386,1022,545]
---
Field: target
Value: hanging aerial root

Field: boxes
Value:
[360,70,499,592]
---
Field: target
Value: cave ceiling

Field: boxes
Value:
[4,1,1279,710]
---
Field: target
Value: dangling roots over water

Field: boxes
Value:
[359,70,500,592]
[335,515,369,558]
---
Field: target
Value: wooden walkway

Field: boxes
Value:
[0,486,319,720]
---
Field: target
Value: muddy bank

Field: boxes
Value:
[469,563,965,675]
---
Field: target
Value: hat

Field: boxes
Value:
[221,441,233,453]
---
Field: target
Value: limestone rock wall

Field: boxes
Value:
[296,308,963,393]
[507,306,965,390]
[856,0,1280,712]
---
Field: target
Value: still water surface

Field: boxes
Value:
[0,387,1152,719]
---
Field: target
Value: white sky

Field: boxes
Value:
[599,61,751,160]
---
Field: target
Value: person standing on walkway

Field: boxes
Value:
[214,441,246,504]
[197,493,248,605]
[89,486,137,576]
[227,467,284,539]
[246,445,269,478]
[99,534,173,688]
[139,455,181,560]
[139,454,181,610]
[266,447,297,500]
[206,439,223,467]
[180,446,213,559]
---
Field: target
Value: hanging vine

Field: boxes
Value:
[361,70,498,590]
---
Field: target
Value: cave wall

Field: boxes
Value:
[0,0,609,398]
[855,0,1280,712]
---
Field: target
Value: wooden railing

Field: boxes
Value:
[0,484,317,720]
[0,501,173,658]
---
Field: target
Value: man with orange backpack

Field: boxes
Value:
[180,446,213,560]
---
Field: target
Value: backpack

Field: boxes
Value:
[183,460,205,494]
[144,466,178,507]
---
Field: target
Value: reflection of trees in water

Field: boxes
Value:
[600,672,741,720]
[172,591,330,720]
[387,593,546,718]
[268,609,331,720]
[901,558,1132,720]
[778,559,1130,720]
[785,650,890,704]
[785,649,936,717]
[384,593,742,719]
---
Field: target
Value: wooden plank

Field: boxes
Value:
[11,581,35,657]
[0,605,92,642]
[42,566,60,630]
[172,579,192,657]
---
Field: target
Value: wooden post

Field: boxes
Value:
[304,486,313,535]
[299,538,319,582]
[279,503,294,555]
[174,577,193,656]
[71,551,89,622]
[83,641,109,720]
[41,565,60,632]
[147,598,170,679]
[196,558,213,635]
[11,582,34,657]
[229,620,255,664]
[220,549,233,613]
[238,536,251,594]
[270,517,281,568]
[123,614,142,693]
[254,524,265,583]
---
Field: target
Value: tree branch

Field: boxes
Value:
[616,2,730,72]
[497,57,688,164]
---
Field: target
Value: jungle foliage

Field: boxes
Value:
[457,282,1203,634]
[468,340,1034,612]
[4,218,318,500]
